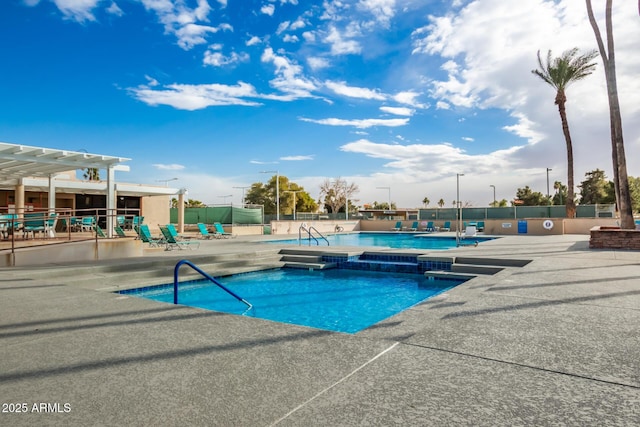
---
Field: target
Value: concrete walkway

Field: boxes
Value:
[1,234,639,426]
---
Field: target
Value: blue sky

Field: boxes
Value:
[1,0,639,208]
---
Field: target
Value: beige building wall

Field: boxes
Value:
[141,196,170,233]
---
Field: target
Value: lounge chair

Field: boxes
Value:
[94,224,107,238]
[441,221,451,232]
[159,225,200,251]
[406,221,419,231]
[114,225,128,238]
[197,223,216,239]
[165,223,189,241]
[423,221,437,232]
[462,225,477,238]
[45,213,58,238]
[477,221,485,232]
[391,221,402,231]
[80,216,95,232]
[213,222,235,238]
[138,225,163,247]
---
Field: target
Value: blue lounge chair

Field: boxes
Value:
[94,224,107,238]
[138,225,163,247]
[114,225,128,238]
[197,223,216,239]
[391,221,402,231]
[423,221,436,232]
[407,221,419,231]
[441,221,451,232]
[159,225,200,251]
[80,216,95,232]
[477,221,485,232]
[23,213,45,239]
[165,223,186,241]
[213,222,235,238]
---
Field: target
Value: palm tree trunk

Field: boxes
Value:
[556,90,576,218]
[586,0,634,228]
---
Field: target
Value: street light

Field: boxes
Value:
[156,177,178,187]
[490,184,496,206]
[283,190,303,221]
[456,173,464,246]
[546,168,552,198]
[260,170,279,221]
[233,186,250,207]
[376,186,391,210]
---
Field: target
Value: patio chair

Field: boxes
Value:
[114,225,128,238]
[213,222,235,238]
[94,224,107,238]
[23,213,46,239]
[391,221,402,231]
[165,223,188,241]
[197,223,216,239]
[159,225,200,251]
[441,221,451,231]
[80,216,95,232]
[45,213,58,238]
[423,221,437,232]
[477,221,485,232]
[462,225,477,238]
[406,221,419,231]
[138,225,163,247]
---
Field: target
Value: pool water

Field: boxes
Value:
[268,232,491,250]
[123,269,462,334]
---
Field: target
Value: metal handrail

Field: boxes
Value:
[173,260,252,310]
[298,224,329,246]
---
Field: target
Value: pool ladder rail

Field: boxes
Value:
[173,260,253,313]
[298,224,330,246]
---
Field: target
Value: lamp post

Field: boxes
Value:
[456,173,464,246]
[156,177,178,187]
[233,186,250,207]
[376,186,391,210]
[546,168,552,198]
[260,170,279,221]
[490,184,496,207]
[283,190,302,221]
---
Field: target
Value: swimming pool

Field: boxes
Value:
[121,269,462,334]
[267,232,492,250]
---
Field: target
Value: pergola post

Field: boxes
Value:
[106,167,115,238]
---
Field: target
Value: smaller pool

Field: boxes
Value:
[266,232,493,250]
[121,269,463,333]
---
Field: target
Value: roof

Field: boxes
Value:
[0,142,130,183]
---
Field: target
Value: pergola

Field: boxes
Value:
[0,142,184,237]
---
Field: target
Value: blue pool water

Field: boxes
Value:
[122,269,462,333]
[268,232,492,250]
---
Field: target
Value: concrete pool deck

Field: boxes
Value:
[1,234,639,425]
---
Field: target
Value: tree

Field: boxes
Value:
[552,181,568,206]
[578,169,615,205]
[628,176,640,213]
[245,175,316,215]
[370,201,396,210]
[422,197,429,208]
[319,177,359,214]
[515,186,550,206]
[437,198,445,208]
[586,0,635,229]
[489,199,509,207]
[532,47,598,218]
[83,168,100,181]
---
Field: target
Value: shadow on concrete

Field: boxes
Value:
[442,288,640,320]
[486,275,640,292]
[0,328,333,383]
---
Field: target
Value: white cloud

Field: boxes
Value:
[356,0,396,27]
[130,81,262,110]
[461,137,474,142]
[276,20,290,34]
[280,155,314,161]
[203,50,249,67]
[153,163,186,171]
[380,106,415,116]
[283,34,299,43]
[106,2,123,17]
[51,0,100,22]
[261,47,318,99]
[261,4,275,16]
[307,56,330,70]
[324,26,361,55]
[299,117,409,129]
[246,36,261,46]
[392,91,428,108]
[302,31,316,42]
[325,80,386,100]
[290,17,306,30]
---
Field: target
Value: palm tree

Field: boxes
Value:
[532,48,597,218]
[83,168,100,181]
[586,0,634,229]
[438,198,445,208]
[422,197,429,208]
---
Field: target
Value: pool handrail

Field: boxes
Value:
[173,259,252,310]
[298,224,329,246]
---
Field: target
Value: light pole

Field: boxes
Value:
[283,190,302,221]
[233,186,250,207]
[490,184,496,207]
[376,186,391,210]
[546,168,552,198]
[456,173,464,246]
[260,170,279,221]
[156,177,178,187]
